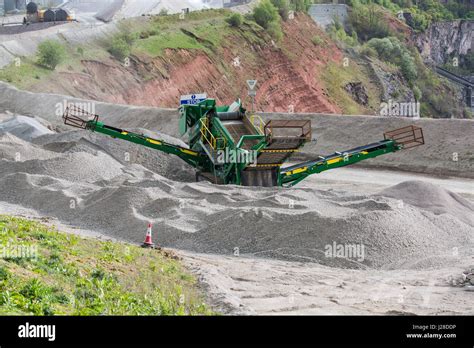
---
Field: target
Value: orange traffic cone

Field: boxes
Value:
[142,222,155,248]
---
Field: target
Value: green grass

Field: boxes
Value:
[134,31,206,58]
[0,216,214,316]
[320,60,382,115]
[133,11,231,58]
[0,58,53,90]
[0,40,107,89]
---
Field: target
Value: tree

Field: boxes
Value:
[267,20,284,40]
[367,38,395,60]
[291,0,311,12]
[107,30,136,62]
[108,37,130,61]
[413,85,422,101]
[226,13,243,27]
[36,40,65,70]
[270,0,290,20]
[349,2,391,41]
[400,52,418,82]
[253,0,280,29]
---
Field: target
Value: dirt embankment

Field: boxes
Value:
[29,14,342,114]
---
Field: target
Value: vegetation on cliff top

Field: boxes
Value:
[0,4,468,118]
[347,0,473,31]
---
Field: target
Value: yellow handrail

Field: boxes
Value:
[249,115,265,135]
[199,118,226,150]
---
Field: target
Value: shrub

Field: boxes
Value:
[412,85,422,101]
[463,108,473,119]
[271,0,291,20]
[328,22,358,47]
[400,52,417,82]
[360,45,378,57]
[0,266,11,281]
[36,40,66,70]
[139,31,150,39]
[20,279,52,301]
[267,20,284,41]
[119,31,137,46]
[367,37,408,62]
[367,37,418,83]
[349,1,391,41]
[253,0,280,29]
[139,29,158,39]
[291,0,311,12]
[312,35,324,46]
[226,13,243,27]
[367,37,395,60]
[108,37,130,61]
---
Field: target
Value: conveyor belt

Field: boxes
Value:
[281,140,393,174]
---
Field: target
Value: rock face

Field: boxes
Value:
[368,60,415,104]
[414,20,473,65]
[344,82,369,106]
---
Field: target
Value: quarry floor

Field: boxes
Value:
[180,169,474,315]
[1,168,472,315]
[301,166,474,200]
[0,0,473,316]
[0,85,473,315]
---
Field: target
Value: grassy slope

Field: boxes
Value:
[0,42,109,90]
[0,216,213,316]
[4,8,457,116]
[0,11,234,90]
[133,9,230,56]
[121,12,380,115]
[321,60,382,115]
[0,10,372,114]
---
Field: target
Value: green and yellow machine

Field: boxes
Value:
[63,98,424,187]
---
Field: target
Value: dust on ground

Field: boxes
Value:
[0,85,474,314]
[0,106,473,314]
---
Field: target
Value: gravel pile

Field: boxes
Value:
[0,133,58,162]
[0,115,54,141]
[0,115,473,271]
[0,152,124,183]
[378,180,474,227]
[34,130,195,182]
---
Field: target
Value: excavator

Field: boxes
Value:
[62,97,424,187]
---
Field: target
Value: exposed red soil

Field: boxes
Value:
[255,15,342,113]
[382,10,414,45]
[32,14,343,113]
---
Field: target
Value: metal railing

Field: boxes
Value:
[249,115,265,135]
[62,105,98,129]
[264,119,312,142]
[199,118,226,150]
[384,125,424,149]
